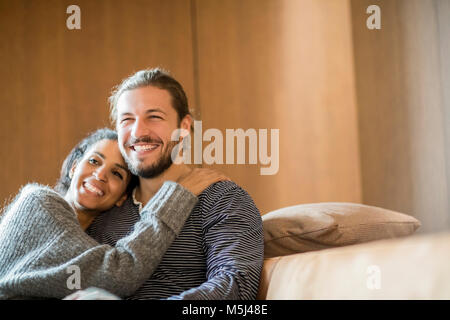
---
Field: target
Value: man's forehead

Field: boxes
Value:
[117,87,173,113]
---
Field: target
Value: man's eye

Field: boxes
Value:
[149,115,162,120]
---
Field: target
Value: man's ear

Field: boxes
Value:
[180,114,193,136]
[115,193,128,207]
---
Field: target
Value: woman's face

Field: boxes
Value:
[67,139,131,213]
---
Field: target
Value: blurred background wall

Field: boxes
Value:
[351,0,450,233]
[0,0,448,234]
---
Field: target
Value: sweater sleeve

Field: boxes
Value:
[0,182,197,299]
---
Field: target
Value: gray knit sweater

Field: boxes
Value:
[0,181,197,299]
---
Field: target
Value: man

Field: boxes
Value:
[86,68,264,299]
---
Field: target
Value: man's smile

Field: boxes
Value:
[129,143,161,157]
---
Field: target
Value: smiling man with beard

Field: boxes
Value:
[86,68,264,300]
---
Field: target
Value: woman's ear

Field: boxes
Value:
[69,161,78,179]
[115,193,128,207]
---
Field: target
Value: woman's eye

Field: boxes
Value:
[113,171,123,180]
[89,158,99,165]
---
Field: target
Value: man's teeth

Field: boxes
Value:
[85,183,103,196]
[134,145,158,152]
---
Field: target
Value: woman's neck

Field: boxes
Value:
[75,210,99,231]
[64,192,99,231]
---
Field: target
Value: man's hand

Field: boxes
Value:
[177,168,230,196]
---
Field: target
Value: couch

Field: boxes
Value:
[256,203,450,300]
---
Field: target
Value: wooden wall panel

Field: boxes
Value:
[0,0,64,205]
[194,0,362,214]
[351,0,450,233]
[0,0,196,205]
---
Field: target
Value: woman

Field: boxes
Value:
[0,128,228,299]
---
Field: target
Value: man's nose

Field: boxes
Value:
[131,117,149,140]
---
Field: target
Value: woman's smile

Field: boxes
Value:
[82,180,105,197]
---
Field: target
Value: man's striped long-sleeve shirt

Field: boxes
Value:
[86,181,264,300]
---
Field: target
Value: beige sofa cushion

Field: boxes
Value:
[263,202,421,258]
[257,232,450,299]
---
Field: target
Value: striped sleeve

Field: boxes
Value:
[167,183,264,300]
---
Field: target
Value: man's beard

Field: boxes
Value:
[126,141,177,179]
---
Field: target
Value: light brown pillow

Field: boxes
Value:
[263,202,421,258]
